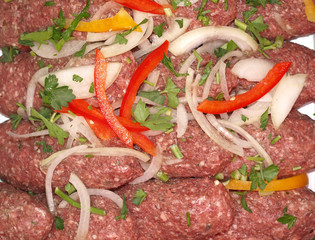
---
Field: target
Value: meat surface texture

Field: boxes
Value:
[236,0,315,40]
[0,120,143,193]
[116,177,234,240]
[0,182,53,240]
[48,195,139,240]
[215,188,315,240]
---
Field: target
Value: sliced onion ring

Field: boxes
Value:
[69,173,90,240]
[169,26,258,56]
[130,144,163,184]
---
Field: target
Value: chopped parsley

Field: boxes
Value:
[153,22,166,37]
[235,191,252,213]
[0,46,19,63]
[199,61,213,86]
[132,189,147,206]
[31,108,68,145]
[44,1,55,6]
[245,0,282,8]
[116,196,128,220]
[89,82,95,94]
[74,43,87,57]
[186,212,191,227]
[133,100,174,132]
[241,114,249,122]
[196,0,211,26]
[54,216,64,230]
[72,74,83,83]
[260,108,269,130]
[276,207,297,229]
[35,141,53,153]
[249,164,280,191]
[40,74,75,110]
[114,18,148,45]
[138,90,165,105]
[9,114,22,130]
[162,53,188,77]
[176,19,184,28]
[160,77,181,108]
[193,49,203,70]
[214,40,239,58]
[270,135,281,145]
[156,171,169,182]
[171,0,192,9]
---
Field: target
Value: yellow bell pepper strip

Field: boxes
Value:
[94,48,133,148]
[65,8,140,33]
[111,0,173,15]
[225,173,309,191]
[302,0,315,23]
[120,40,169,119]
[197,62,292,114]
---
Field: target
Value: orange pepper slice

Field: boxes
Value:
[65,8,140,33]
[302,0,315,23]
[225,173,309,191]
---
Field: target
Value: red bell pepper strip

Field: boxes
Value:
[85,116,116,141]
[58,99,148,132]
[120,40,169,119]
[197,62,292,114]
[130,131,156,156]
[111,0,172,15]
[94,49,133,148]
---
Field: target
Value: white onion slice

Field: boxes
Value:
[169,26,258,56]
[219,62,229,100]
[231,57,274,82]
[100,10,149,58]
[202,50,243,100]
[176,103,188,138]
[134,17,191,58]
[31,40,86,59]
[141,70,160,91]
[58,188,123,209]
[25,67,49,119]
[7,129,49,139]
[218,119,273,167]
[130,144,162,184]
[206,114,252,148]
[38,63,122,99]
[185,69,244,156]
[271,74,307,129]
[69,173,90,240]
[45,145,88,213]
[86,31,119,42]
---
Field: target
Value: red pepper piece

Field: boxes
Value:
[197,62,292,114]
[85,116,116,141]
[111,0,172,15]
[120,40,169,119]
[58,99,148,132]
[94,49,133,147]
[130,131,156,156]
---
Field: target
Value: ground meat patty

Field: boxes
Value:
[222,110,315,179]
[116,177,234,240]
[151,120,233,178]
[48,195,139,240]
[215,188,315,240]
[0,50,137,117]
[235,0,315,40]
[0,120,143,193]
[152,0,237,31]
[0,0,106,47]
[0,182,53,240]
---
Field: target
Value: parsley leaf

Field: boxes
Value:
[73,74,83,82]
[277,207,297,229]
[132,189,147,206]
[214,40,239,58]
[65,183,76,195]
[74,43,87,57]
[243,7,257,22]
[262,164,280,182]
[160,77,181,108]
[54,216,64,230]
[249,164,279,190]
[199,61,212,86]
[171,0,191,9]
[235,192,252,213]
[153,22,166,37]
[260,108,269,130]
[40,74,75,110]
[0,46,19,63]
[176,19,184,28]
[241,114,249,122]
[138,90,165,105]
[35,141,53,153]
[162,54,189,77]
[44,1,55,6]
[114,18,148,45]
[133,99,150,123]
[31,108,68,145]
[9,114,22,130]
[196,0,211,26]
[115,196,128,220]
